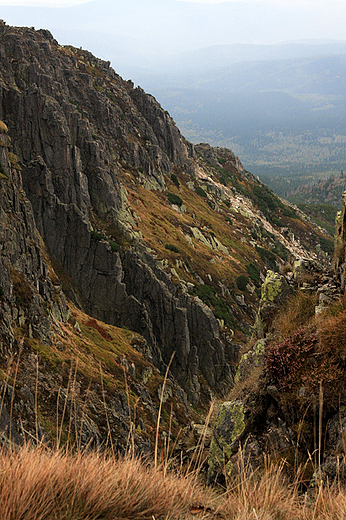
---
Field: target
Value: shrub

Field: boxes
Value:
[165,244,179,253]
[167,193,183,207]
[192,284,239,329]
[236,275,249,291]
[319,236,334,254]
[90,230,105,241]
[109,241,120,252]
[265,328,318,391]
[256,246,277,269]
[266,327,344,400]
[10,269,32,306]
[0,286,4,298]
[170,173,180,187]
[246,263,260,286]
[195,186,207,198]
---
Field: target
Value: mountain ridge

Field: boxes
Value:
[0,22,332,451]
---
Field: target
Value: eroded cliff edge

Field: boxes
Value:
[0,23,232,402]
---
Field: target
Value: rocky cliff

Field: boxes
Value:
[0,22,334,450]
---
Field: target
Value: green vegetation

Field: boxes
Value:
[195,186,208,198]
[109,240,120,252]
[192,284,238,328]
[297,203,338,237]
[256,246,277,269]
[246,263,261,286]
[167,193,183,207]
[165,243,179,253]
[319,236,334,254]
[170,173,180,187]
[236,275,249,291]
[90,230,106,241]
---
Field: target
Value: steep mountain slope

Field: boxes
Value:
[0,22,333,449]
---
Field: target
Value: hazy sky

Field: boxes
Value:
[1,0,346,5]
[0,0,91,5]
[1,0,346,79]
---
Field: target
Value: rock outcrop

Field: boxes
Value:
[0,23,232,402]
[0,121,68,357]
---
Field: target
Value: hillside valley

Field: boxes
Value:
[3,24,346,513]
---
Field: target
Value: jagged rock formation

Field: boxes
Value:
[334,192,346,288]
[0,121,68,355]
[0,23,231,402]
[208,255,346,484]
[0,23,336,453]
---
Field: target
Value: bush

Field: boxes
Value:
[167,193,183,207]
[165,244,179,253]
[109,241,120,252]
[170,173,180,187]
[236,275,249,291]
[90,230,105,241]
[192,284,239,329]
[256,246,277,269]
[246,263,260,286]
[319,236,334,254]
[267,325,346,397]
[195,186,207,198]
[318,311,346,361]
[265,328,318,391]
[0,286,4,298]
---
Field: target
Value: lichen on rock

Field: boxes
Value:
[208,400,246,481]
[253,270,290,338]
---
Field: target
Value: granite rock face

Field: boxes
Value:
[0,123,68,358]
[0,23,232,402]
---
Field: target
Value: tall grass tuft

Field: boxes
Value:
[0,446,211,520]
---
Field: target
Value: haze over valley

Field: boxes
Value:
[2,0,346,195]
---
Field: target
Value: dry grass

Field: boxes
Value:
[0,446,211,520]
[218,458,303,520]
[272,291,316,339]
[0,120,8,134]
[3,446,346,518]
[318,311,346,361]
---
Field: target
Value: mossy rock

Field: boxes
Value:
[253,270,290,338]
[208,400,246,481]
[234,339,266,385]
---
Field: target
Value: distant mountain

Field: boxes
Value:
[135,53,346,184]
[288,173,346,207]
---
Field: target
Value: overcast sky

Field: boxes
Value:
[1,0,346,5]
[1,0,346,79]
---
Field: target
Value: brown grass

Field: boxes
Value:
[0,446,211,520]
[218,458,303,520]
[318,311,346,361]
[272,290,316,339]
[3,445,346,518]
[0,120,8,134]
